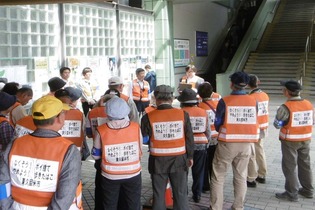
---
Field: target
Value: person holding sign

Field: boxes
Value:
[178,88,211,203]
[0,95,82,210]
[141,85,194,210]
[274,80,314,201]
[246,74,269,187]
[91,97,142,210]
[210,71,259,210]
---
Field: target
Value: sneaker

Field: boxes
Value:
[275,192,299,202]
[255,177,266,184]
[298,188,313,198]
[247,181,257,188]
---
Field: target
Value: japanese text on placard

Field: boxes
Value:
[152,121,184,140]
[292,111,313,127]
[10,155,59,192]
[190,117,206,132]
[258,101,268,116]
[227,106,256,124]
[59,120,81,137]
[105,142,139,163]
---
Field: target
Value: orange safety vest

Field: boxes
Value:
[9,101,21,127]
[59,109,84,150]
[120,93,129,102]
[97,122,141,175]
[218,95,259,143]
[88,106,108,138]
[280,100,313,142]
[182,106,208,144]
[148,109,186,156]
[250,91,269,129]
[132,79,149,102]
[145,105,156,114]
[198,94,221,138]
[9,135,82,209]
[14,115,36,138]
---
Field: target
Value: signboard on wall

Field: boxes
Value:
[196,31,208,56]
[174,39,190,67]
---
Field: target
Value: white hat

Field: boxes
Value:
[106,97,130,120]
[108,76,123,86]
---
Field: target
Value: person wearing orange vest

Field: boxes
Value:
[178,64,204,93]
[6,86,33,127]
[0,92,17,154]
[178,88,211,203]
[0,95,82,209]
[131,68,150,117]
[141,85,194,210]
[197,82,221,193]
[274,80,314,202]
[86,89,119,210]
[14,115,36,139]
[55,87,86,155]
[210,72,259,210]
[246,74,269,188]
[92,97,142,209]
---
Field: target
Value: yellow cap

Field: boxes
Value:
[32,95,70,120]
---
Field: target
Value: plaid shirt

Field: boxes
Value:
[0,115,14,151]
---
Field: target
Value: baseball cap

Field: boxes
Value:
[280,80,302,92]
[32,95,70,120]
[229,71,250,87]
[48,77,66,92]
[154,85,173,95]
[108,76,123,86]
[0,92,17,111]
[177,88,198,103]
[106,97,130,120]
[64,87,82,101]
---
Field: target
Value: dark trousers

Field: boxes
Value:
[134,100,149,115]
[94,160,103,210]
[82,101,94,117]
[203,145,217,191]
[191,149,207,197]
[101,173,142,210]
[151,171,189,210]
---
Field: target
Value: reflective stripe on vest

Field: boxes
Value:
[9,136,74,207]
[132,79,149,101]
[218,95,259,143]
[148,109,186,156]
[98,122,141,175]
[280,100,313,142]
[182,106,208,144]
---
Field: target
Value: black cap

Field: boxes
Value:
[154,85,173,96]
[0,92,16,111]
[280,80,302,92]
[229,72,250,87]
[177,88,198,103]
[48,77,66,92]
[65,87,82,101]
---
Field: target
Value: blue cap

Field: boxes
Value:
[106,97,130,120]
[229,72,250,87]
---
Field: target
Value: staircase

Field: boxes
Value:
[243,0,315,96]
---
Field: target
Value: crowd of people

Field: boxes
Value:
[0,64,313,210]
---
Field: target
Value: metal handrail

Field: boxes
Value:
[301,10,315,84]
